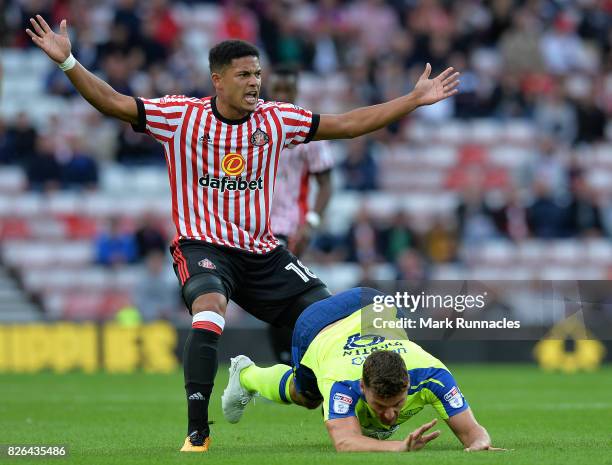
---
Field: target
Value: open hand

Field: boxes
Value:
[404,418,441,452]
[412,64,460,106]
[26,15,71,63]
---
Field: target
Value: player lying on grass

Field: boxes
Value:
[222,287,503,452]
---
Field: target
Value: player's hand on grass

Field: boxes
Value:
[412,63,460,106]
[465,444,508,452]
[464,437,508,452]
[403,418,441,452]
[26,15,71,63]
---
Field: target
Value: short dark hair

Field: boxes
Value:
[208,39,260,73]
[363,350,409,398]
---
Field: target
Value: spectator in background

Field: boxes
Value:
[114,0,142,40]
[423,217,458,263]
[133,250,180,321]
[499,8,544,75]
[540,13,591,76]
[527,179,568,239]
[45,65,78,97]
[26,135,62,192]
[308,0,343,74]
[61,137,99,190]
[345,61,379,106]
[572,88,606,145]
[489,188,530,242]
[341,137,378,191]
[395,248,429,283]
[534,85,577,145]
[523,135,568,196]
[565,169,604,238]
[0,0,8,46]
[101,52,134,96]
[495,74,530,118]
[6,112,37,166]
[456,185,498,244]
[79,111,118,163]
[379,210,416,263]
[0,118,10,164]
[276,10,314,68]
[252,0,282,64]
[96,217,138,266]
[135,214,167,260]
[137,15,170,68]
[355,261,379,288]
[148,0,181,50]
[346,0,399,58]
[218,0,259,44]
[96,23,142,70]
[346,208,380,263]
[116,123,163,165]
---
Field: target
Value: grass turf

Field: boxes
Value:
[1,364,611,465]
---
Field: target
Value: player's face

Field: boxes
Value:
[269,76,297,103]
[363,388,406,426]
[214,56,262,117]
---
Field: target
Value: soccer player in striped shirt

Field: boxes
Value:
[27,15,460,452]
[267,66,334,364]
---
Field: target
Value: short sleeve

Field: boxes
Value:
[420,369,469,419]
[323,381,360,421]
[277,103,320,148]
[131,95,191,143]
[305,140,334,174]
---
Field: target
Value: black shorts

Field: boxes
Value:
[170,240,327,326]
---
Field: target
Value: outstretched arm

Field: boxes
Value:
[325,417,440,452]
[26,15,138,124]
[446,408,505,451]
[314,64,460,140]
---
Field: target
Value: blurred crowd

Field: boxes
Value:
[1,0,612,317]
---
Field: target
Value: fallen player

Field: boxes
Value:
[222,287,504,452]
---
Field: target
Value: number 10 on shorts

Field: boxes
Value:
[285,260,317,282]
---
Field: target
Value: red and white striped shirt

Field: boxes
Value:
[271,141,334,237]
[132,95,319,254]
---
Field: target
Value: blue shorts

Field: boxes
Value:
[291,287,384,400]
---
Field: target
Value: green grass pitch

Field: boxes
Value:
[1,364,611,465]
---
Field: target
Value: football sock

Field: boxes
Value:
[184,311,225,436]
[240,364,293,404]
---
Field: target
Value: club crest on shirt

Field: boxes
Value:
[343,333,386,351]
[198,258,216,270]
[332,393,353,414]
[250,128,269,146]
[444,386,464,409]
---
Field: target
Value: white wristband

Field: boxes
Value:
[58,54,77,72]
[305,211,321,228]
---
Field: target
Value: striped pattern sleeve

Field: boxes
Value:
[131,95,191,143]
[277,103,320,148]
[305,140,334,174]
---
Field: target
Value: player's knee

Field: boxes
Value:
[302,398,322,410]
[183,273,228,315]
[290,385,322,409]
[191,293,227,315]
